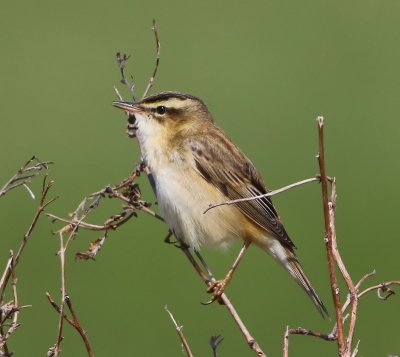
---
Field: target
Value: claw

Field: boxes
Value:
[202,276,231,305]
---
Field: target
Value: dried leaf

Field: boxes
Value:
[75,234,107,261]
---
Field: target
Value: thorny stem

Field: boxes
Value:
[329,180,357,356]
[165,306,194,357]
[317,116,345,355]
[282,276,400,355]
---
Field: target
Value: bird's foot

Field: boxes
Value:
[203,275,232,305]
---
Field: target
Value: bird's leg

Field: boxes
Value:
[194,248,214,279]
[172,232,210,282]
[204,240,251,304]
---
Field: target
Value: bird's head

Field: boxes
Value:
[113,91,213,140]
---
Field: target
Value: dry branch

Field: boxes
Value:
[111,31,268,355]
[204,176,323,214]
[142,19,161,98]
[0,158,54,356]
[282,118,400,357]
[316,116,345,354]
[0,156,53,199]
[165,306,194,357]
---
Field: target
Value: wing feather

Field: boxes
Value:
[188,132,296,251]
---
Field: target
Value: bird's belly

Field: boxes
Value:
[154,167,247,249]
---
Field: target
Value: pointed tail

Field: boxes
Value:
[258,237,328,318]
[282,246,328,318]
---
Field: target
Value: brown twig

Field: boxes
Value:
[0,161,53,356]
[283,118,399,356]
[46,293,74,326]
[328,179,357,356]
[14,177,56,268]
[358,281,400,300]
[0,275,21,347]
[0,156,53,199]
[142,19,161,99]
[165,306,194,357]
[0,253,14,304]
[282,326,289,357]
[54,230,66,357]
[114,32,267,356]
[221,291,266,357]
[65,295,93,357]
[46,293,93,357]
[204,176,321,214]
[116,52,135,100]
[1,176,55,304]
[176,242,267,357]
[283,272,400,355]
[316,116,345,354]
[50,194,97,355]
[0,258,20,353]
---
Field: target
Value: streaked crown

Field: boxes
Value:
[136,91,213,123]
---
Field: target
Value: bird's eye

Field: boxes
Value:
[156,106,166,115]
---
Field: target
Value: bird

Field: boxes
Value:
[113,91,328,318]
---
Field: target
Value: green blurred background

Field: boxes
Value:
[1,0,399,356]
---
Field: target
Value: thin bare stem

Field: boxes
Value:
[283,326,289,357]
[328,180,357,356]
[0,252,14,302]
[178,244,266,356]
[116,52,135,100]
[204,176,321,214]
[220,291,266,357]
[165,306,194,357]
[1,275,21,345]
[288,327,337,342]
[0,156,53,198]
[281,274,400,356]
[46,293,93,357]
[14,177,55,268]
[317,116,345,355]
[65,296,94,357]
[358,281,400,299]
[54,231,66,357]
[142,19,161,98]
[0,259,21,351]
[0,178,55,304]
[46,293,74,326]
[114,32,265,356]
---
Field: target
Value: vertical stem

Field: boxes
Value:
[282,326,290,357]
[317,117,345,355]
[220,293,267,357]
[329,180,357,357]
[55,232,66,356]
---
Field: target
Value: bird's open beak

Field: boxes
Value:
[112,101,145,114]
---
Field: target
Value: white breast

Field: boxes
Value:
[134,112,247,249]
[154,164,245,249]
